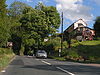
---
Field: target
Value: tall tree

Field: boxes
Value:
[35,2,60,35]
[8,1,60,55]
[8,1,30,32]
[0,0,10,47]
[20,3,60,46]
[19,7,44,51]
[94,16,100,37]
[0,0,7,17]
[8,1,31,54]
[8,1,29,17]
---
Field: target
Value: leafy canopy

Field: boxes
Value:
[94,16,100,37]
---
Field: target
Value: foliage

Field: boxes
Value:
[0,0,7,17]
[35,2,60,34]
[66,50,79,60]
[71,39,79,44]
[6,1,61,55]
[44,37,59,53]
[0,0,10,47]
[0,48,15,70]
[44,37,68,56]
[8,1,29,17]
[77,41,100,60]
[0,0,60,55]
[61,49,68,57]
[94,16,100,37]
[49,56,66,61]
[61,40,100,62]
[44,37,60,51]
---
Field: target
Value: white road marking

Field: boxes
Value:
[35,59,39,60]
[27,56,33,58]
[41,60,51,65]
[56,67,75,75]
[1,70,6,73]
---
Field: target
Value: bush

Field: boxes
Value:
[89,56,95,61]
[66,50,79,60]
[0,48,13,55]
[61,48,79,61]
[61,49,68,57]
[44,37,68,56]
[77,43,100,61]
[71,39,79,44]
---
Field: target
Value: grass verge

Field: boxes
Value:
[0,48,15,71]
[48,56,66,61]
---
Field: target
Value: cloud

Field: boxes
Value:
[55,0,93,21]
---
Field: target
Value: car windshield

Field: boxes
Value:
[37,50,46,53]
[38,51,45,53]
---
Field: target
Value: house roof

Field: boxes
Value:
[84,27,94,30]
[64,19,87,33]
[75,19,88,26]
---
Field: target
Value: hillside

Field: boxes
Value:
[61,40,100,63]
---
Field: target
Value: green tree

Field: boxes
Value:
[7,1,31,55]
[35,2,60,35]
[8,1,29,17]
[19,7,45,54]
[44,37,68,56]
[8,1,30,34]
[0,0,10,47]
[8,1,60,55]
[94,16,100,37]
[20,3,60,50]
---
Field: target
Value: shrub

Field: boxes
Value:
[71,39,78,44]
[64,49,79,61]
[61,48,68,57]
[44,37,68,56]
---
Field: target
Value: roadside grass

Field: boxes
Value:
[72,40,100,47]
[52,57,66,61]
[0,48,15,71]
[48,56,66,61]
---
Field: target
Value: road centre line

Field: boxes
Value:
[56,67,75,75]
[41,60,51,65]
[41,60,75,75]
[35,59,39,60]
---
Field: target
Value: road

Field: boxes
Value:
[0,56,100,75]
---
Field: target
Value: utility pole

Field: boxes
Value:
[59,12,63,57]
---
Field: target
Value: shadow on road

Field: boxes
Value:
[9,56,100,75]
[22,65,58,71]
[22,64,100,75]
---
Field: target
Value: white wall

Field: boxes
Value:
[74,19,87,29]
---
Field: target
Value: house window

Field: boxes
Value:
[77,27,83,32]
[78,23,83,27]
[80,27,83,32]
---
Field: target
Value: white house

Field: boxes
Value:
[64,19,95,41]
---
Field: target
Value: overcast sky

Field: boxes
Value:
[6,0,100,32]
